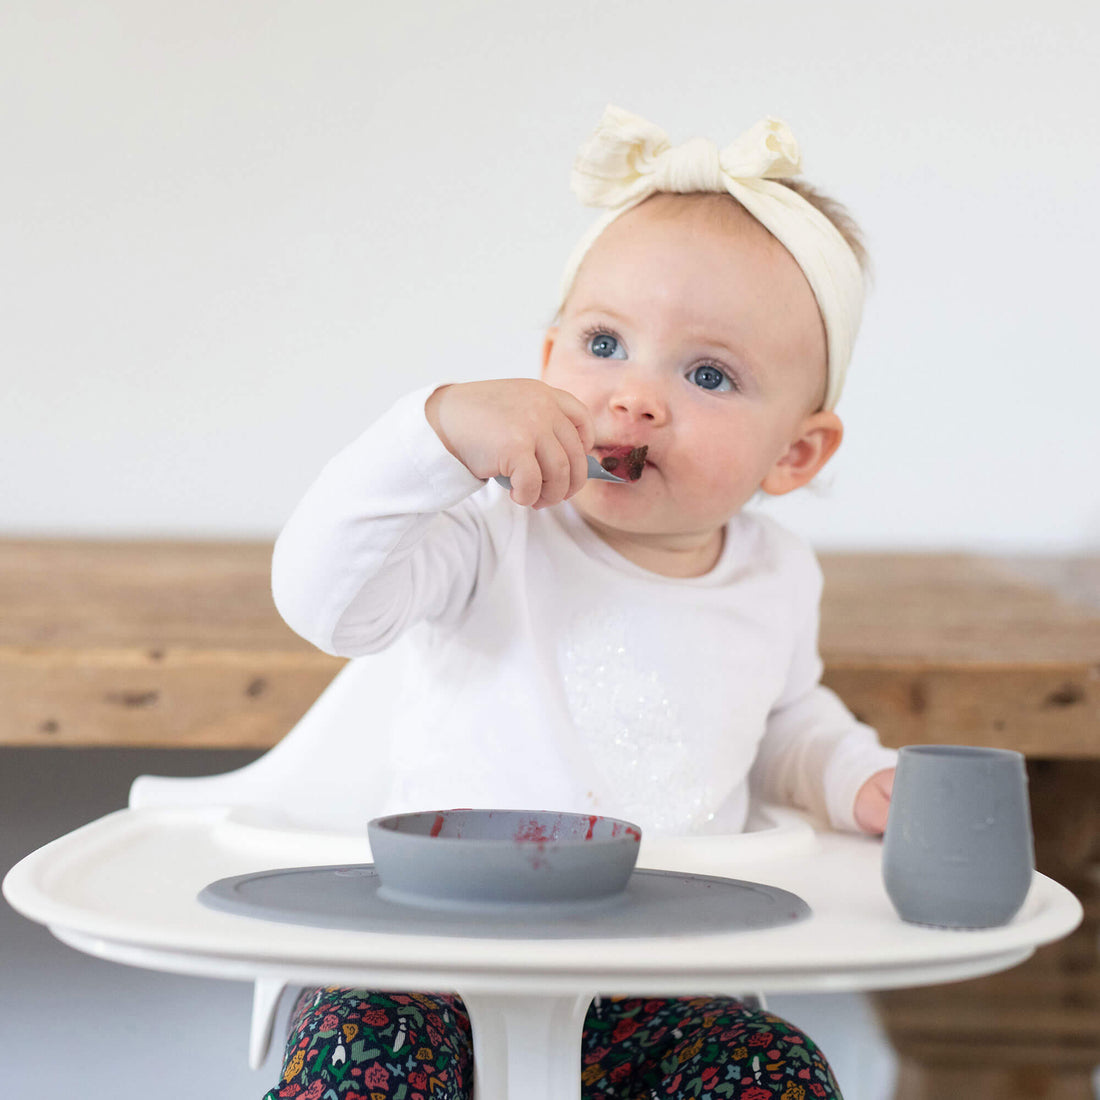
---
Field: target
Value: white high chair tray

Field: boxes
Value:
[4,804,1081,994]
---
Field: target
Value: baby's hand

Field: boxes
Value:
[425,380,596,508]
[853,767,895,835]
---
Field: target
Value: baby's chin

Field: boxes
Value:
[569,487,719,538]
[570,479,765,564]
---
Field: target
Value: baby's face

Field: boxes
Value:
[542,194,832,568]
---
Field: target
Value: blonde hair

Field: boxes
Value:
[629,183,870,281]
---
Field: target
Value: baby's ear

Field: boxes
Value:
[760,411,844,497]
[540,328,559,375]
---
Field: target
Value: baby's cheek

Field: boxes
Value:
[673,472,743,521]
[714,461,767,515]
[689,445,752,491]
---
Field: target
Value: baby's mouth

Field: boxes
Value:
[595,444,649,481]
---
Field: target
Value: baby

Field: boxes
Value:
[266,106,896,1100]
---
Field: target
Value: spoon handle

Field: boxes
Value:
[494,454,626,490]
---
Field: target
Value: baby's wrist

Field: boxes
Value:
[424,384,463,463]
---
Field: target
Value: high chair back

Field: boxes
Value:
[129,649,406,830]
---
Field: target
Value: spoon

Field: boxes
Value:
[494,454,627,490]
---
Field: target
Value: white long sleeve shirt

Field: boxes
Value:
[272,386,896,837]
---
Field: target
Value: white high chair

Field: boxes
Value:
[130,652,402,1067]
[129,650,803,1070]
[6,657,1080,1100]
[130,648,405,834]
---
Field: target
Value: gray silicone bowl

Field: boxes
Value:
[367,808,643,909]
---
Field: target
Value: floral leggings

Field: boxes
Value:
[264,987,842,1100]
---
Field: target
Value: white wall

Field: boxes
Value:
[3,0,1098,550]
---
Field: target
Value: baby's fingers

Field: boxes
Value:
[504,452,545,508]
[545,387,594,500]
[532,435,575,508]
[854,768,895,835]
[550,387,596,454]
[552,419,593,500]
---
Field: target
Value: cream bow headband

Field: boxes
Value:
[558,106,865,411]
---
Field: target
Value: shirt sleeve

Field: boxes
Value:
[271,384,491,657]
[748,547,898,832]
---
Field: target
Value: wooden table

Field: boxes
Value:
[2,540,1098,1098]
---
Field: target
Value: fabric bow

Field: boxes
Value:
[571,106,803,209]
[558,105,865,411]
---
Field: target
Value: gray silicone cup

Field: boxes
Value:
[883,745,1035,929]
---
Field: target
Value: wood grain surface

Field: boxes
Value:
[1,541,1096,752]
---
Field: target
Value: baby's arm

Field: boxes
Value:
[272,387,491,656]
[749,548,898,834]
[426,380,595,509]
[273,379,597,657]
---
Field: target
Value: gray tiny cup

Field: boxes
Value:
[883,745,1034,929]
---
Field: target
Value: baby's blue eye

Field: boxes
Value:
[588,332,626,359]
[689,364,732,392]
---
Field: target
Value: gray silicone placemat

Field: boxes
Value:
[198,865,811,939]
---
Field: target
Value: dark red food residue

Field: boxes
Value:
[600,445,648,481]
[429,813,446,837]
[513,819,554,843]
[609,821,642,843]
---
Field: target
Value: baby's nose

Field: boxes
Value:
[610,373,669,424]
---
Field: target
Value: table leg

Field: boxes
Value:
[460,990,594,1100]
[872,759,1100,1100]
